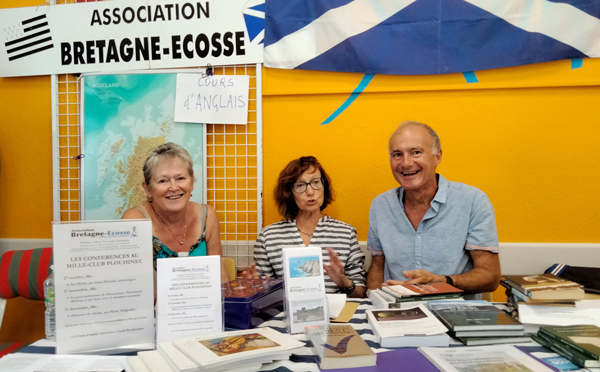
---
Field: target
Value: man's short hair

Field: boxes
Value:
[392,121,441,155]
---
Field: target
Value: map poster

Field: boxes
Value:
[82,71,205,221]
[52,220,154,355]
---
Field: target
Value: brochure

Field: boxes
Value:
[282,247,329,333]
[156,255,223,343]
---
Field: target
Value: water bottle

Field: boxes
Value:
[44,266,56,341]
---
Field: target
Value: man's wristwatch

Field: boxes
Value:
[445,275,454,286]
[339,281,356,295]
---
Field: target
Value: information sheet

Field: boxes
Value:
[282,247,328,334]
[53,220,154,354]
[156,255,223,343]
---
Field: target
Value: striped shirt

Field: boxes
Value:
[254,215,366,293]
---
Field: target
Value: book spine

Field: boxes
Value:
[533,334,589,368]
[431,311,455,332]
[538,328,600,360]
[393,293,461,303]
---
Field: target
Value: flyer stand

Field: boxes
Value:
[281,247,329,334]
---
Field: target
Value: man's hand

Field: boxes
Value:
[383,270,445,286]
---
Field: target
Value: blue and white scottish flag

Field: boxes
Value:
[264,0,600,75]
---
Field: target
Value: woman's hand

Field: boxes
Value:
[322,247,352,288]
[241,263,266,279]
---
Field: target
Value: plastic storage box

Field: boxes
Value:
[222,278,284,329]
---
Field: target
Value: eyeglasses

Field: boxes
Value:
[292,178,325,193]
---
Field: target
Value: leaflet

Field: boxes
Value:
[281,247,328,334]
[53,220,154,354]
[156,255,223,343]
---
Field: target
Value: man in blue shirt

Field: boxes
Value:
[366,121,501,295]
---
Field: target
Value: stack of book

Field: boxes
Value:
[430,302,530,346]
[502,274,585,312]
[370,282,463,309]
[366,305,450,347]
[124,327,303,372]
[532,324,600,369]
[501,274,588,332]
[305,324,377,370]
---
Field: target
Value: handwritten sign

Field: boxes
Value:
[174,74,249,124]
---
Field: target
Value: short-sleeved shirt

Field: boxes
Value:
[254,215,366,294]
[367,174,499,282]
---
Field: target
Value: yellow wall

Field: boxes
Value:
[263,61,600,242]
[1,0,599,243]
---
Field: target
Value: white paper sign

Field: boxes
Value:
[282,247,328,334]
[156,255,222,344]
[0,0,264,77]
[53,220,155,354]
[174,73,249,124]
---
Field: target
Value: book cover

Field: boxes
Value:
[305,325,376,370]
[504,275,584,300]
[381,282,463,298]
[538,325,600,360]
[533,333,600,368]
[515,345,582,372]
[173,327,302,369]
[505,275,581,291]
[366,305,449,348]
[418,345,555,372]
[434,305,523,332]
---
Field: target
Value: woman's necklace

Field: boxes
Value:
[296,215,322,238]
[296,226,313,237]
[151,203,187,245]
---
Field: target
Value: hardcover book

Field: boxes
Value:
[380,283,463,303]
[538,325,600,360]
[305,325,376,370]
[433,305,524,332]
[366,305,449,348]
[533,333,600,368]
[503,275,584,301]
[456,335,532,346]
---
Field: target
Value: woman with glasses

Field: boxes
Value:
[242,156,366,297]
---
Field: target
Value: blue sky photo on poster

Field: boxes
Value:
[83,73,204,220]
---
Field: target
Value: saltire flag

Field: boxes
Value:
[264,0,600,75]
[3,13,53,62]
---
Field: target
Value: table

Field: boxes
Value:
[14,300,532,372]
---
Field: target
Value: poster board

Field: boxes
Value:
[82,70,207,220]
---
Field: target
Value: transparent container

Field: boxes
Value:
[44,266,55,341]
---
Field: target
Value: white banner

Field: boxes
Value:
[52,220,155,354]
[175,73,249,124]
[0,0,264,77]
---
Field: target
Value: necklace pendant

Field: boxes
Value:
[179,241,184,245]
